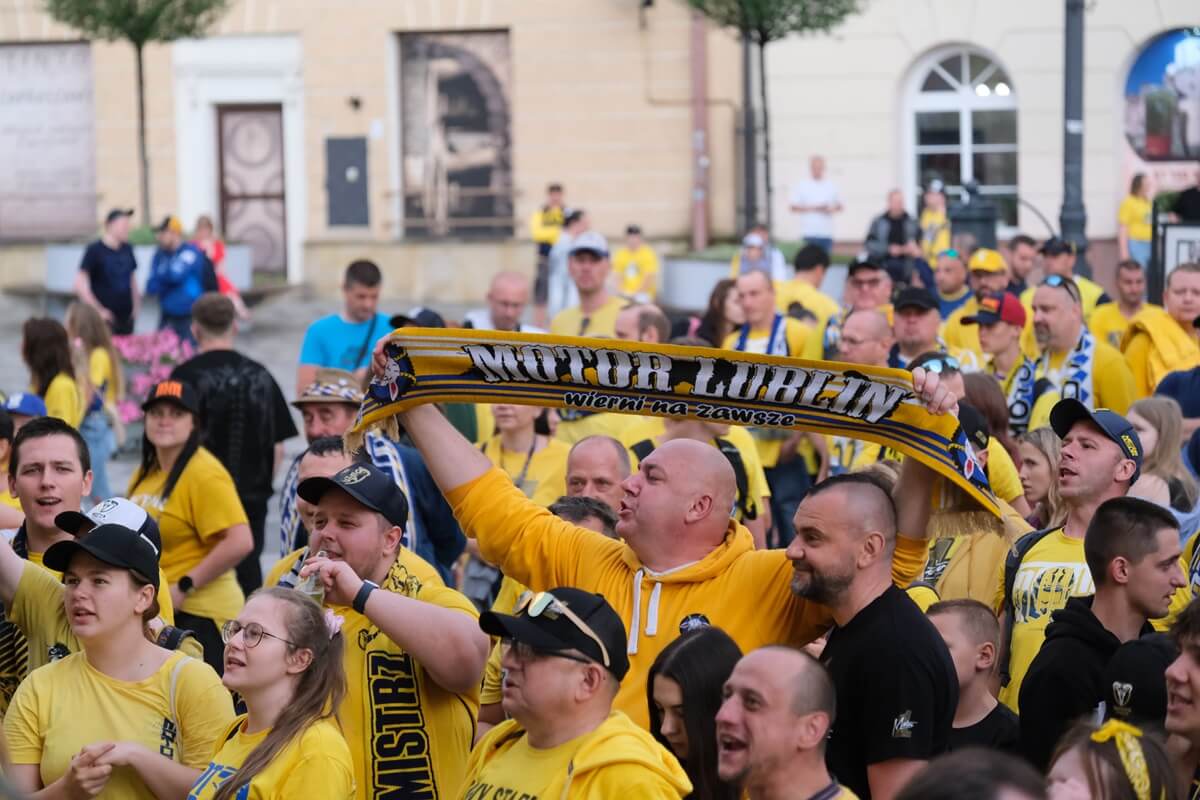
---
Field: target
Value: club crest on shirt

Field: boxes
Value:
[892,710,917,739]
[679,613,711,634]
[47,643,69,662]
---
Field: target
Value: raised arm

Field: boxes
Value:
[0,534,29,609]
[398,404,493,492]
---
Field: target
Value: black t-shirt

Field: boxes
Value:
[947,701,1020,754]
[80,240,137,319]
[820,585,957,799]
[171,350,298,502]
[1176,187,1200,223]
[886,214,911,246]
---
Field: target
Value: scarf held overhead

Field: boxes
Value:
[354,329,1000,516]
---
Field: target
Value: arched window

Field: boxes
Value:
[906,46,1018,227]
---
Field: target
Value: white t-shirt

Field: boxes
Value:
[789,178,840,238]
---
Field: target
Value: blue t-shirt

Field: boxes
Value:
[298,313,391,371]
[80,240,136,319]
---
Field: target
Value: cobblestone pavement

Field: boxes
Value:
[0,290,474,577]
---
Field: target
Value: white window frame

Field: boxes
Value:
[903,45,1018,234]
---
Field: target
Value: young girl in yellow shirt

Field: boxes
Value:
[67,302,124,504]
[187,588,355,799]
[21,318,84,428]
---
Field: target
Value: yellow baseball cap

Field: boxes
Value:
[968,248,1007,274]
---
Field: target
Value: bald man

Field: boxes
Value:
[463,271,545,333]
[787,473,957,799]
[614,303,670,343]
[565,435,631,514]
[394,368,956,728]
[717,647,851,800]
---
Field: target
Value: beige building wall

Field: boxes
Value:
[766,0,1199,246]
[0,0,743,300]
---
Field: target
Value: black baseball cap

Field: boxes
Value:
[1104,633,1176,725]
[480,586,630,680]
[1039,236,1077,256]
[44,523,161,588]
[105,208,133,225]
[894,287,938,313]
[958,403,990,452]
[390,307,446,329]
[142,380,201,415]
[847,253,886,275]
[1050,399,1143,483]
[56,497,162,554]
[298,462,409,529]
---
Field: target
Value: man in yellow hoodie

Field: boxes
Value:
[397,369,956,729]
[464,586,692,798]
[1122,262,1200,398]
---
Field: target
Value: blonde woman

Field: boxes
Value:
[1129,396,1199,513]
[66,302,124,503]
[1017,427,1065,530]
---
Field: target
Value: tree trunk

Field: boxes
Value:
[758,39,773,233]
[134,42,151,225]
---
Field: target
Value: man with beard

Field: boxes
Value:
[786,472,957,799]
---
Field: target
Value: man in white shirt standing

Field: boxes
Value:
[789,155,843,254]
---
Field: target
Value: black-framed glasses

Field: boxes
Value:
[221,620,298,649]
[1041,274,1082,304]
[515,590,611,668]
[501,638,596,666]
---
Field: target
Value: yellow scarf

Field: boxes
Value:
[1121,305,1200,389]
[353,329,1001,517]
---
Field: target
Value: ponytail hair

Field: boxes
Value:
[212,588,346,800]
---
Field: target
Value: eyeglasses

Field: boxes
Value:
[514,590,611,668]
[1041,274,1082,304]
[501,638,596,666]
[221,620,298,649]
[917,354,961,374]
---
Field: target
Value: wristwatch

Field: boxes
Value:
[177,576,196,594]
[353,580,379,614]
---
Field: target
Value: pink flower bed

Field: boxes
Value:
[112,330,194,424]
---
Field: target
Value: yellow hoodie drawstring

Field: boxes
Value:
[646,582,662,636]
[629,569,644,654]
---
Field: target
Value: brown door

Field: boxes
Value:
[217,104,287,277]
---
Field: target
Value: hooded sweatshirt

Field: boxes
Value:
[448,468,929,728]
[1121,304,1200,397]
[461,711,692,799]
[1017,596,1153,770]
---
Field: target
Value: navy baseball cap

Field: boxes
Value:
[958,403,990,452]
[298,462,409,529]
[5,393,46,418]
[105,208,134,225]
[390,307,446,330]
[1050,399,1143,483]
[479,586,630,681]
[44,524,161,588]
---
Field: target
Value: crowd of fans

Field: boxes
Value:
[0,164,1199,799]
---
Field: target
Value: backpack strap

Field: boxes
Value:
[167,654,194,762]
[999,526,1055,687]
[714,437,756,521]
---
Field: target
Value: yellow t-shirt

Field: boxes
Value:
[620,418,771,521]
[1033,338,1137,418]
[550,296,626,338]
[88,347,117,405]
[1119,195,1153,242]
[986,439,1025,505]
[0,484,20,510]
[775,280,840,333]
[266,547,479,800]
[940,298,984,362]
[1088,303,1139,350]
[11,554,177,676]
[995,529,1092,711]
[828,435,884,475]
[613,245,660,299]
[722,318,813,468]
[5,650,234,798]
[920,208,951,263]
[553,412,636,446]
[482,434,570,508]
[42,372,84,428]
[128,447,248,622]
[187,715,355,800]
[480,575,529,706]
[462,712,692,799]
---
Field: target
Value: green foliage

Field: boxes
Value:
[44,0,229,47]
[685,0,862,44]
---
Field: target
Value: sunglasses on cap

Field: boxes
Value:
[1041,274,1082,304]
[515,590,611,668]
[921,355,961,374]
[937,248,961,260]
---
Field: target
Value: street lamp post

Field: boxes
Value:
[1060,0,1091,277]
[741,33,757,231]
